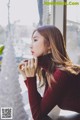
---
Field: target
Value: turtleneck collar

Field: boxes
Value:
[38,53,53,71]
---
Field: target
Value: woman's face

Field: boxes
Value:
[31,31,50,57]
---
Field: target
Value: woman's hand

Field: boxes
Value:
[18,58,38,79]
[18,61,27,79]
[24,58,38,77]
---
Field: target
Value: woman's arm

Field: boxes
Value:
[24,69,68,120]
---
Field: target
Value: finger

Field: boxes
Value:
[18,63,24,70]
[34,57,38,68]
[20,60,28,66]
[24,60,31,69]
[31,58,35,68]
[21,65,25,70]
[24,61,28,69]
[18,60,26,69]
[28,59,31,68]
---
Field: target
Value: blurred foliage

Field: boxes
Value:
[0,45,4,55]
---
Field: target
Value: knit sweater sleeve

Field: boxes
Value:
[24,69,68,120]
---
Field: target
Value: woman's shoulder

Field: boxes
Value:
[50,68,70,89]
[53,68,80,82]
[52,68,70,83]
[53,68,68,77]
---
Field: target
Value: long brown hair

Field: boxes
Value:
[32,25,80,86]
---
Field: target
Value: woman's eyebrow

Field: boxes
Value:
[33,36,39,38]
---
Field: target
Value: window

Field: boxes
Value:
[66,0,80,64]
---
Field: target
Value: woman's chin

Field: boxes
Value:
[32,54,38,57]
[32,53,44,57]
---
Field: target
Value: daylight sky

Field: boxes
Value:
[0,0,80,27]
[67,0,80,23]
[0,0,39,27]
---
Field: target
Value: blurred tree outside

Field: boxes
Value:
[0,45,4,66]
[0,45,4,55]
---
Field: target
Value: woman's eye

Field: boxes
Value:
[34,39,38,42]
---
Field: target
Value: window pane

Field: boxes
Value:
[0,0,39,119]
[66,0,80,64]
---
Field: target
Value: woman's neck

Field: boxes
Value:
[38,53,53,71]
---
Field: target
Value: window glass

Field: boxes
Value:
[0,0,39,119]
[66,0,80,64]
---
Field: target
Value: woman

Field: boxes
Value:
[18,25,80,120]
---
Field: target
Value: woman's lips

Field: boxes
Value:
[31,51,34,54]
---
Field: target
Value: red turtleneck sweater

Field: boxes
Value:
[24,54,80,120]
